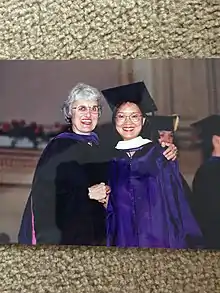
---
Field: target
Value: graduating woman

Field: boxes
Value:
[102,83,203,249]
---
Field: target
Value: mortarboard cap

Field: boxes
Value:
[101,81,158,115]
[191,115,220,161]
[191,115,220,138]
[148,114,180,132]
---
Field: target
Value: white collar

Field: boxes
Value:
[115,136,152,150]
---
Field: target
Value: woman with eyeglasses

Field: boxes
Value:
[18,83,111,245]
[100,84,203,249]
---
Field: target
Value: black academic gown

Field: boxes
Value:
[179,173,194,204]
[18,131,108,245]
[192,157,220,249]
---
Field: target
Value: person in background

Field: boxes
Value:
[98,83,203,249]
[147,114,179,145]
[191,115,220,250]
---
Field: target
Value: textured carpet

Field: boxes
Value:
[0,0,220,292]
[0,245,219,293]
[0,0,219,58]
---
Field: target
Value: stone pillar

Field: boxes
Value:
[132,59,154,96]
[205,58,220,114]
[118,60,134,85]
[150,59,220,127]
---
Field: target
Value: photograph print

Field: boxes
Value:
[0,59,220,250]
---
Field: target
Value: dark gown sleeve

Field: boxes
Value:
[82,155,113,245]
[192,165,212,219]
[191,167,208,238]
[30,138,75,244]
[55,159,99,245]
[180,174,194,204]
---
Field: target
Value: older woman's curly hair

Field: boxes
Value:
[62,83,104,123]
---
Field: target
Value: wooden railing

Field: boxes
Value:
[0,148,40,168]
[0,148,40,185]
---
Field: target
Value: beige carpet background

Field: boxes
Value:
[0,0,220,292]
[0,0,219,58]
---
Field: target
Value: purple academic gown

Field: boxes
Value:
[106,143,203,249]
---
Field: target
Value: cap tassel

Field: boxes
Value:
[172,114,180,132]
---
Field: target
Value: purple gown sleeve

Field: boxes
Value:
[157,158,204,248]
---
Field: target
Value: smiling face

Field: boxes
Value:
[114,102,145,140]
[71,99,100,134]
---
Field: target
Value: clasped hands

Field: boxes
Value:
[88,183,110,207]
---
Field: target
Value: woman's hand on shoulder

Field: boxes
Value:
[160,142,178,161]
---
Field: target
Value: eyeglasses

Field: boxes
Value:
[115,112,143,124]
[72,105,100,115]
